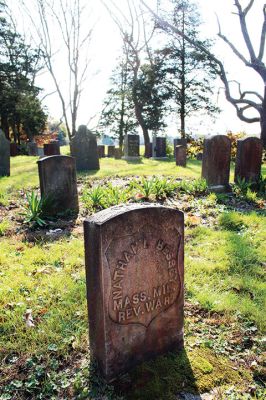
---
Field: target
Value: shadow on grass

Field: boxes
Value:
[89,349,201,400]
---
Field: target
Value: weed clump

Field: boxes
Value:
[218,212,247,232]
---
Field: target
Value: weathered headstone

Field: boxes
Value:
[71,125,100,171]
[144,142,153,158]
[84,204,184,380]
[107,145,115,158]
[234,137,263,184]
[43,141,60,156]
[175,145,186,167]
[152,137,167,159]
[202,135,231,191]
[27,142,38,156]
[98,145,105,158]
[123,134,140,160]
[10,142,18,157]
[37,155,79,215]
[173,139,187,158]
[0,129,10,176]
[114,148,123,159]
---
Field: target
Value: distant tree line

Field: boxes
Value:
[0,0,46,143]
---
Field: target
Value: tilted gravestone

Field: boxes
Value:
[175,145,186,167]
[37,155,79,215]
[44,141,60,156]
[84,204,184,380]
[0,129,10,176]
[71,125,100,171]
[107,145,115,158]
[152,137,167,159]
[123,134,140,160]
[234,137,263,184]
[97,145,105,158]
[173,139,187,158]
[202,135,231,191]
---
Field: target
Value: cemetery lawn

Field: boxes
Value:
[0,153,265,399]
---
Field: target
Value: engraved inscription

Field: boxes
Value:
[106,225,181,327]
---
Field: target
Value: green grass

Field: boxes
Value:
[186,212,266,330]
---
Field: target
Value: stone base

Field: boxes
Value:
[122,156,141,161]
[151,157,168,160]
[207,184,232,193]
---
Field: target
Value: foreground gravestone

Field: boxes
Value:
[84,204,184,380]
[37,155,78,215]
[0,129,10,176]
[234,137,263,184]
[152,137,167,159]
[43,141,60,156]
[123,134,140,160]
[173,139,187,158]
[202,135,231,191]
[108,145,115,158]
[175,145,186,167]
[71,125,100,171]
[98,145,105,158]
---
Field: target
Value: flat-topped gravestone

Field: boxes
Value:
[107,145,115,158]
[152,137,167,159]
[44,141,60,156]
[37,155,79,215]
[123,134,140,160]
[0,129,10,176]
[175,145,186,167]
[84,204,184,381]
[202,135,231,191]
[234,137,263,184]
[174,139,187,158]
[98,145,105,158]
[71,125,100,171]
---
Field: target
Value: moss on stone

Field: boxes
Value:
[117,348,252,400]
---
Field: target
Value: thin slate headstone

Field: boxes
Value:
[0,129,10,176]
[98,145,105,158]
[43,141,60,156]
[202,135,231,191]
[123,134,140,160]
[152,137,167,159]
[27,142,38,156]
[175,145,186,167]
[37,155,79,215]
[234,137,263,184]
[71,125,100,171]
[173,139,187,158]
[10,142,18,157]
[84,204,184,381]
[107,145,115,158]
[144,142,153,158]
[114,148,123,159]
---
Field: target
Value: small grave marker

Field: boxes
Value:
[123,134,140,160]
[234,137,263,183]
[71,125,99,171]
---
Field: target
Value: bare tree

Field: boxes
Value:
[141,0,266,147]
[20,0,93,141]
[102,0,157,156]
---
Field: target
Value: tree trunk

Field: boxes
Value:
[1,114,10,140]
[261,86,266,148]
[133,97,150,156]
[180,6,186,139]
